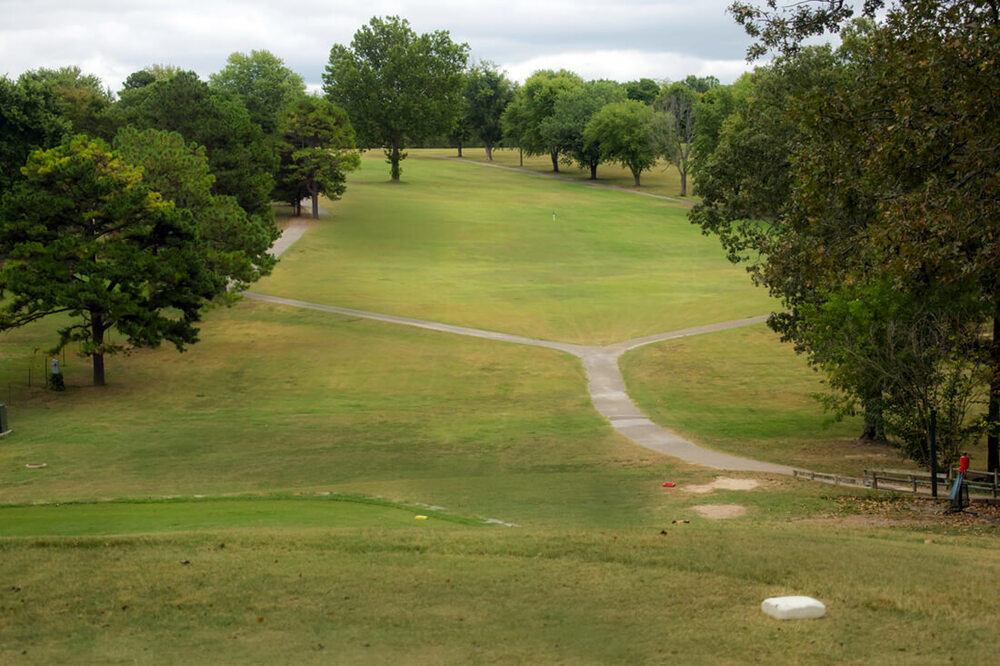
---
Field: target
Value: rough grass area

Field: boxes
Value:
[258,151,772,345]
[3,520,999,664]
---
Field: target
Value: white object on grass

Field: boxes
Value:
[760,596,826,620]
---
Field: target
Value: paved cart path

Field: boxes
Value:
[247,220,795,475]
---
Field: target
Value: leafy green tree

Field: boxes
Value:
[115,70,277,218]
[501,69,582,172]
[540,80,624,179]
[462,62,514,161]
[700,2,1000,469]
[624,78,660,104]
[690,75,752,166]
[114,127,279,290]
[122,70,157,91]
[0,136,222,386]
[20,67,115,139]
[209,50,306,135]
[583,100,661,186]
[323,15,468,181]
[275,97,360,219]
[0,75,71,194]
[680,74,720,93]
[655,82,699,196]
[689,44,894,442]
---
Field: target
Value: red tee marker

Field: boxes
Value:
[662,482,675,488]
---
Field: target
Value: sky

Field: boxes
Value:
[0,0,763,93]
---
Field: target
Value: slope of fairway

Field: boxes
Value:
[0,300,688,528]
[621,324,918,475]
[254,152,773,345]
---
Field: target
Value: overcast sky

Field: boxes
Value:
[0,0,764,93]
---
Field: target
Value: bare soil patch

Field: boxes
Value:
[691,504,747,520]
[807,496,1000,530]
[685,478,762,494]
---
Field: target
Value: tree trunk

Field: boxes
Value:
[680,170,687,196]
[92,313,106,387]
[989,302,1000,471]
[485,143,493,161]
[633,172,641,187]
[860,406,886,442]
[550,151,559,173]
[457,141,463,158]
[390,144,402,182]
[311,190,319,220]
[294,199,301,217]
[589,163,597,180]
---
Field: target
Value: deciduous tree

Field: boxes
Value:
[540,80,624,180]
[501,69,582,172]
[462,62,514,161]
[583,100,662,187]
[323,16,468,181]
[115,70,277,218]
[209,50,305,135]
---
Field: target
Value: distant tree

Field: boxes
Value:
[690,75,752,166]
[540,80,624,179]
[115,71,277,218]
[624,78,660,104]
[122,70,157,91]
[583,100,661,186]
[114,127,279,290]
[502,69,582,172]
[462,62,514,161]
[209,50,305,135]
[275,97,360,219]
[20,67,115,139]
[655,82,699,196]
[450,78,475,158]
[681,74,720,93]
[0,75,71,194]
[0,136,222,386]
[324,15,468,181]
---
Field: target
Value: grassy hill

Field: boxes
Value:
[1,151,997,664]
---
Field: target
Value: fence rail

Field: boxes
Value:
[794,467,999,498]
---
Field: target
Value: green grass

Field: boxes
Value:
[4,521,999,664]
[253,150,772,345]
[0,301,678,527]
[2,153,998,663]
[621,323,925,475]
[428,146,695,200]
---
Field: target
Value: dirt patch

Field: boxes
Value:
[691,504,747,520]
[804,496,1000,530]
[686,478,761,494]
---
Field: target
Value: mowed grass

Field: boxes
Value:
[257,151,772,345]
[0,301,680,527]
[428,146,694,200]
[621,324,924,475]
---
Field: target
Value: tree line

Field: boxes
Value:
[690,0,1000,473]
[0,15,719,387]
[0,53,358,385]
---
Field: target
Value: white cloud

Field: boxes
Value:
[0,0,759,91]
[501,50,754,84]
